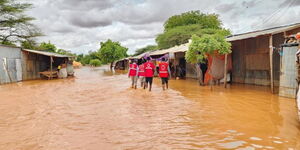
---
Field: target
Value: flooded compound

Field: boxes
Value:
[0,66,300,150]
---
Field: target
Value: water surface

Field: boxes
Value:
[0,67,299,150]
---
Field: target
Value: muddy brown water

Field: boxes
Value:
[0,66,299,150]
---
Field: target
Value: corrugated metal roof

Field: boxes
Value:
[227,23,300,42]
[116,43,190,62]
[149,43,190,56]
[22,49,74,58]
[131,52,149,59]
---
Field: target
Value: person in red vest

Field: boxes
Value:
[144,57,155,91]
[128,59,138,89]
[159,57,171,90]
[138,59,146,88]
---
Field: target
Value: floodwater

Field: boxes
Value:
[0,66,299,150]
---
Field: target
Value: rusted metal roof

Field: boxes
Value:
[22,49,75,58]
[227,23,300,42]
[149,43,190,56]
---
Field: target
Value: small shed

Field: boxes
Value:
[22,49,74,80]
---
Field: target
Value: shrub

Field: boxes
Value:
[89,59,102,67]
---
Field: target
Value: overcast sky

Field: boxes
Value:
[25,0,300,54]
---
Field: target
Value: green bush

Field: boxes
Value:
[80,55,91,65]
[89,59,102,67]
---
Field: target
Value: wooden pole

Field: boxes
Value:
[50,56,53,80]
[269,35,274,93]
[224,54,228,88]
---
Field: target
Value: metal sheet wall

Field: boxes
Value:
[279,46,298,98]
[0,45,22,84]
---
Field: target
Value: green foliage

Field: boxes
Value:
[156,24,230,49]
[89,59,102,67]
[56,49,76,56]
[164,11,221,31]
[0,0,42,44]
[21,40,38,49]
[76,54,84,62]
[98,39,128,65]
[185,34,232,64]
[0,41,16,46]
[133,45,158,56]
[89,51,100,60]
[38,42,57,52]
[156,11,229,49]
[80,55,92,65]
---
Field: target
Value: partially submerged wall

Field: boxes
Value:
[22,51,49,80]
[231,35,271,86]
[0,45,22,84]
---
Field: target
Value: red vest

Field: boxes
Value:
[129,63,138,76]
[144,62,155,77]
[138,64,145,76]
[159,62,169,78]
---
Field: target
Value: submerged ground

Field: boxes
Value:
[0,66,299,150]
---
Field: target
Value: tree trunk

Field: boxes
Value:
[110,62,114,70]
[195,64,204,86]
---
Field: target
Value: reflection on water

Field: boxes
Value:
[0,66,299,150]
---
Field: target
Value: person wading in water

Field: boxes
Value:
[158,57,171,90]
[128,60,138,89]
[138,59,146,88]
[144,57,155,91]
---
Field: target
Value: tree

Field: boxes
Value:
[98,39,128,69]
[80,55,92,65]
[89,59,101,67]
[57,49,76,56]
[164,11,221,31]
[133,45,158,56]
[76,54,84,62]
[21,39,38,49]
[156,11,226,49]
[38,42,57,52]
[0,0,42,44]
[185,34,231,85]
[185,34,231,64]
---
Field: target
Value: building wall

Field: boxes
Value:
[231,28,299,87]
[186,63,197,79]
[279,46,298,98]
[0,45,22,84]
[174,52,198,79]
[272,33,285,87]
[231,35,271,85]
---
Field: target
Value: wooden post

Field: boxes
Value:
[50,56,53,80]
[269,35,274,93]
[224,54,228,88]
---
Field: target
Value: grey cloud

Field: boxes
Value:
[280,0,300,6]
[26,0,300,54]
[216,3,236,13]
[52,0,116,11]
[52,26,75,33]
[242,0,257,8]
[69,15,113,28]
